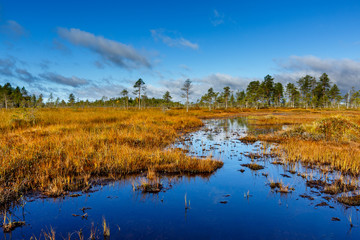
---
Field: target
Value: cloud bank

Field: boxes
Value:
[40,72,89,87]
[0,57,37,82]
[0,58,16,77]
[58,28,151,69]
[155,73,255,102]
[274,55,360,92]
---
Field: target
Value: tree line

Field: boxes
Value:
[1,72,360,109]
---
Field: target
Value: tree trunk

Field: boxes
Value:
[138,88,141,110]
[186,91,189,112]
[4,94,8,110]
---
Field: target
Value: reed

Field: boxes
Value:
[103,217,110,238]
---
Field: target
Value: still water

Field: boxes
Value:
[3,118,360,239]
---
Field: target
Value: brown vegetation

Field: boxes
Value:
[338,194,360,206]
[240,110,360,176]
[0,108,225,206]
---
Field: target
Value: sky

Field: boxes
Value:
[1,0,360,102]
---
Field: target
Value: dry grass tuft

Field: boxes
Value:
[338,194,360,206]
[241,163,264,170]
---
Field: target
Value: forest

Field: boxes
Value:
[1,73,360,110]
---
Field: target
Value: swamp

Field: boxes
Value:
[1,108,360,239]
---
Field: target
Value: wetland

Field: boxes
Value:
[2,109,360,239]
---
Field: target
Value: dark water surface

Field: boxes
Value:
[3,118,360,239]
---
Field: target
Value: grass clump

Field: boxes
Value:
[134,168,163,193]
[269,179,282,189]
[241,163,264,170]
[338,195,360,206]
[322,179,357,195]
[244,113,360,176]
[282,116,360,142]
[269,179,294,193]
[314,116,360,142]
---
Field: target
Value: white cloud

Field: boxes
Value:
[0,57,37,83]
[0,57,16,77]
[274,55,360,92]
[76,73,250,102]
[0,20,27,38]
[211,9,225,26]
[16,68,38,82]
[158,73,255,102]
[58,28,151,69]
[40,72,89,87]
[52,39,71,54]
[74,83,126,100]
[151,29,199,50]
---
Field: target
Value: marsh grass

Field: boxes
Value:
[268,179,294,193]
[0,108,224,206]
[241,163,264,170]
[240,112,360,176]
[338,194,360,206]
[269,179,283,189]
[136,177,163,193]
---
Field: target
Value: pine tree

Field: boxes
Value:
[133,78,145,110]
[223,86,231,109]
[261,75,274,106]
[246,81,261,108]
[273,82,284,107]
[68,93,75,105]
[286,83,300,107]
[318,73,331,107]
[163,91,172,103]
[181,79,192,112]
[121,89,129,109]
[297,75,316,108]
[328,84,340,107]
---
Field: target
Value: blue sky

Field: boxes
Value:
[1,0,360,101]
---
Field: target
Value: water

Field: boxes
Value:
[2,118,360,239]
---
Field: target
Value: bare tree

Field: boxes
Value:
[181,79,192,112]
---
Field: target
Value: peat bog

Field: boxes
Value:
[2,115,360,239]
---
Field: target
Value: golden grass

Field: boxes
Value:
[273,139,360,175]
[0,108,225,205]
[241,111,360,176]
